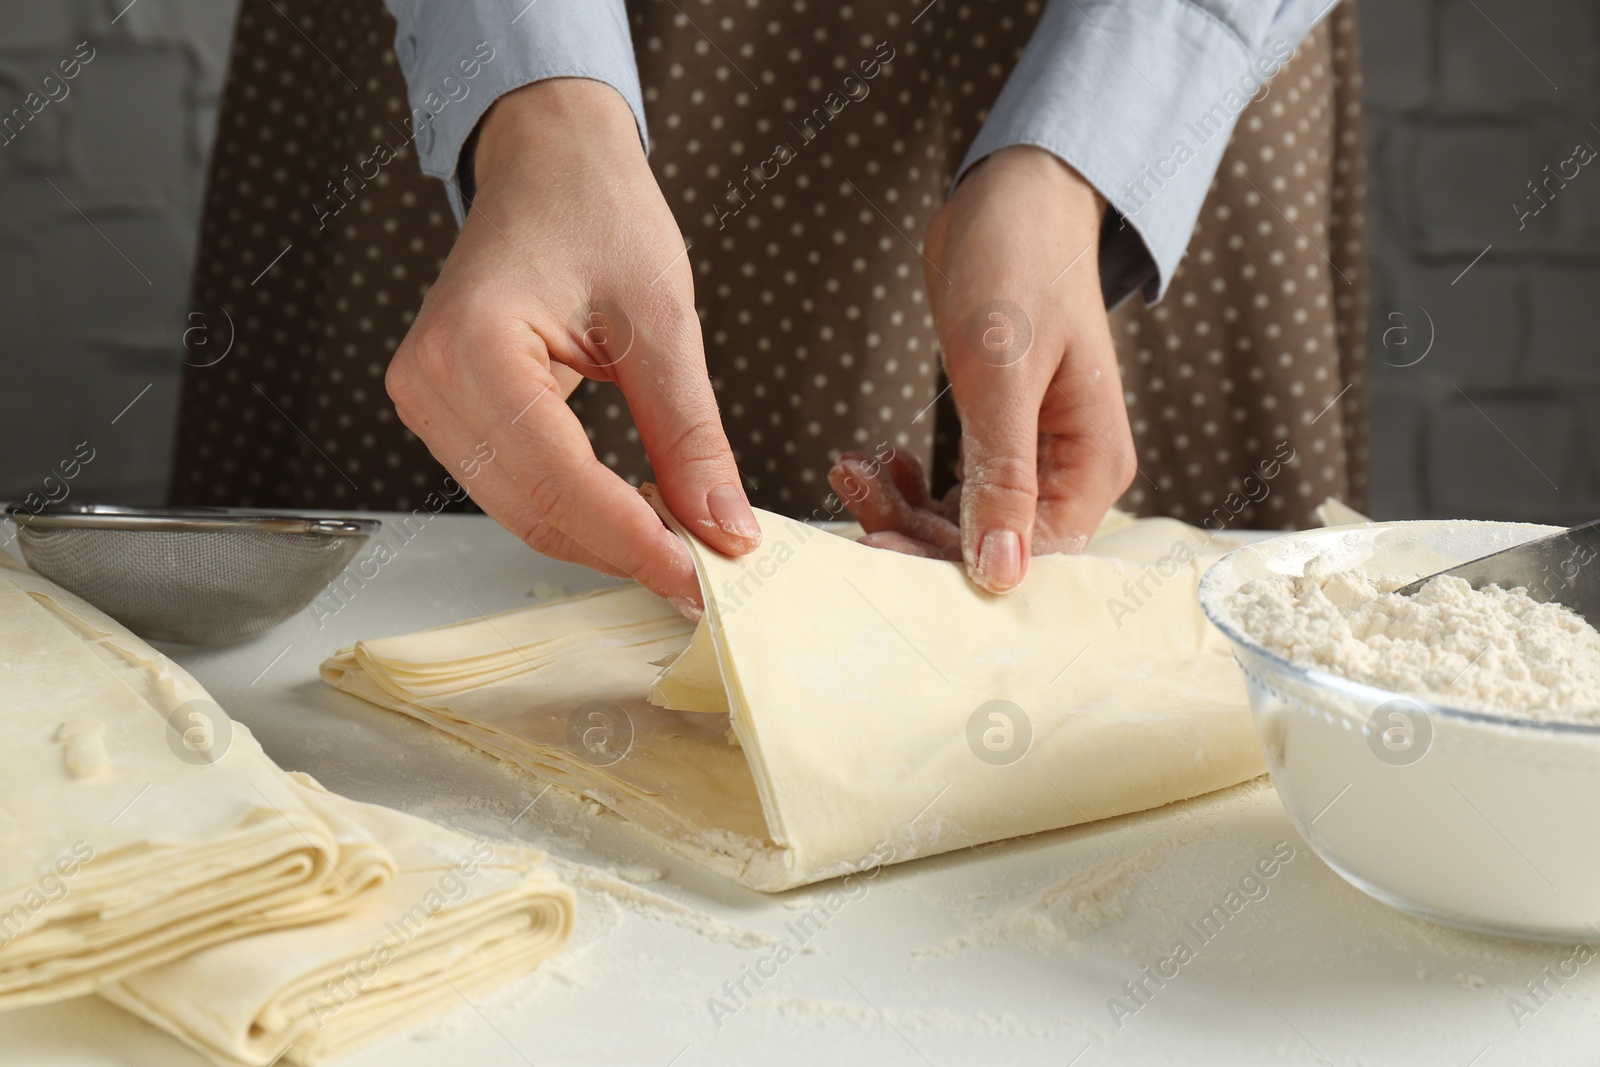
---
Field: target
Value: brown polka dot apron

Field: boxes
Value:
[1108,9,1369,530]
[171,0,1367,531]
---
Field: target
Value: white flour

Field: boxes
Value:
[1230,564,1600,721]
[545,856,782,949]
[915,845,1164,958]
[755,997,1066,1037]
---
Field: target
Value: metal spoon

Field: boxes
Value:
[1396,519,1600,623]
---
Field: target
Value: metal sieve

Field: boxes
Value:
[5,504,380,646]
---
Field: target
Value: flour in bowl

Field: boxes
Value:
[1228,563,1600,721]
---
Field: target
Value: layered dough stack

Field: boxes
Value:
[325,498,1269,891]
[0,557,575,1066]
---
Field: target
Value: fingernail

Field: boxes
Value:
[975,529,1023,592]
[668,595,704,622]
[707,483,762,544]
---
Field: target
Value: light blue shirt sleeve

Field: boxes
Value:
[382,0,645,222]
[957,0,1335,308]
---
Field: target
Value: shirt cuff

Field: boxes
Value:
[956,0,1324,308]
[383,0,645,222]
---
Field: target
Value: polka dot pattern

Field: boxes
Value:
[171,0,1368,531]
[566,0,1045,509]
[170,0,461,511]
[1109,10,1369,530]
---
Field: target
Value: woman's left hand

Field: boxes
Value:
[831,146,1137,592]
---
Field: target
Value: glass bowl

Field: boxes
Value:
[1198,519,1600,942]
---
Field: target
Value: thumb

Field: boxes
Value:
[946,299,1049,594]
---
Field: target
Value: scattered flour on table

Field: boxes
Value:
[545,856,780,949]
[913,812,1220,960]
[408,855,775,1042]
[755,997,1066,1037]
[916,846,1164,959]
[1229,562,1600,721]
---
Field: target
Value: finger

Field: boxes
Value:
[401,321,706,608]
[466,462,633,578]
[834,448,933,510]
[838,448,932,509]
[935,480,962,524]
[388,375,637,581]
[552,363,585,400]
[1032,339,1137,555]
[497,383,703,605]
[828,457,961,552]
[1032,430,1125,556]
[858,530,961,560]
[610,294,761,559]
[413,374,704,620]
[880,448,934,509]
[943,304,1050,593]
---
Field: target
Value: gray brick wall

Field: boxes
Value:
[1364,0,1600,525]
[0,0,238,507]
[0,0,1590,526]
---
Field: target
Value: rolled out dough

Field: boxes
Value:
[325,501,1266,890]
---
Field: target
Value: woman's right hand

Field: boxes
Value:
[385,78,759,616]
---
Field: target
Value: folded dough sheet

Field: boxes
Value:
[324,502,1267,891]
[0,564,390,1007]
[0,557,576,1066]
[102,774,575,1067]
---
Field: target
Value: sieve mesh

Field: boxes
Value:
[16,525,369,645]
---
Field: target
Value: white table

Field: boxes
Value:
[3,513,1594,1066]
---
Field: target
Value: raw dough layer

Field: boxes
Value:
[102,774,575,1067]
[321,585,775,885]
[0,565,391,1007]
[325,502,1266,890]
[0,556,576,1065]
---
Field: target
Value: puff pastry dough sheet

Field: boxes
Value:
[102,775,575,1067]
[0,557,576,1066]
[325,504,1265,891]
[0,568,390,1007]
[321,585,775,885]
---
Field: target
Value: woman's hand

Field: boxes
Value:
[833,146,1136,593]
[385,79,758,615]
